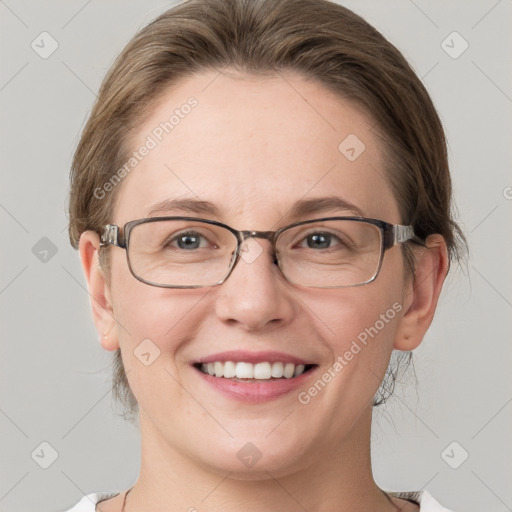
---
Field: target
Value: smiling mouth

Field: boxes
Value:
[194,361,316,381]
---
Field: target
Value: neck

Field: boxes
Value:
[124,408,397,512]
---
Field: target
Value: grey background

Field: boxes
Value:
[0,1,511,511]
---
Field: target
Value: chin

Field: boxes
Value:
[188,431,314,480]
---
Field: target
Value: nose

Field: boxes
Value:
[214,237,296,332]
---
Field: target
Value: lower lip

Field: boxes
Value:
[194,367,316,402]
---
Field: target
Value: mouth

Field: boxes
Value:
[194,361,317,381]
[191,351,318,402]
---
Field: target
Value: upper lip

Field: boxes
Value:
[193,350,314,366]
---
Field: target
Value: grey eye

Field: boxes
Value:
[167,231,209,250]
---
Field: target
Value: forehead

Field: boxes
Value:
[113,69,400,227]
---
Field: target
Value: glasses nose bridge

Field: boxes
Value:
[238,229,279,263]
[239,229,279,251]
[239,229,276,243]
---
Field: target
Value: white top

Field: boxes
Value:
[64,489,456,511]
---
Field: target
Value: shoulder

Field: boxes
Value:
[62,491,121,512]
[389,490,457,512]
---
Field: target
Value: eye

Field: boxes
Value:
[166,231,213,250]
[298,231,344,250]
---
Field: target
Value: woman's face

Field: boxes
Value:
[98,70,415,477]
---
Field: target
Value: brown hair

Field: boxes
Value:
[69,0,466,420]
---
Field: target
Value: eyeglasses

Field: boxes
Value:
[100,216,423,289]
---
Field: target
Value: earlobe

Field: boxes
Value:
[394,235,449,351]
[78,231,119,351]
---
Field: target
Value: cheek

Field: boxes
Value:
[113,279,207,351]
[109,254,208,379]
[315,284,402,371]
[303,256,405,405]
[309,248,405,350]
[111,280,213,418]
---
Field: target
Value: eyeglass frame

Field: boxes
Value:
[99,216,425,289]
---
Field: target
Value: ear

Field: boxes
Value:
[394,234,449,351]
[78,231,119,351]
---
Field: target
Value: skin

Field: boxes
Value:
[80,69,448,512]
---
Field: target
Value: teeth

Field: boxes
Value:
[199,361,307,380]
[235,362,253,379]
[293,364,305,377]
[283,363,295,378]
[214,362,224,377]
[271,362,284,378]
[253,362,272,379]
[223,361,236,378]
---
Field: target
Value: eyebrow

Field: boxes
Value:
[147,197,220,217]
[286,196,366,220]
[145,196,366,220]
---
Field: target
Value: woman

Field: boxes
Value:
[66,0,465,510]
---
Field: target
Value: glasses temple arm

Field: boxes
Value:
[100,224,125,247]
[393,225,426,247]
